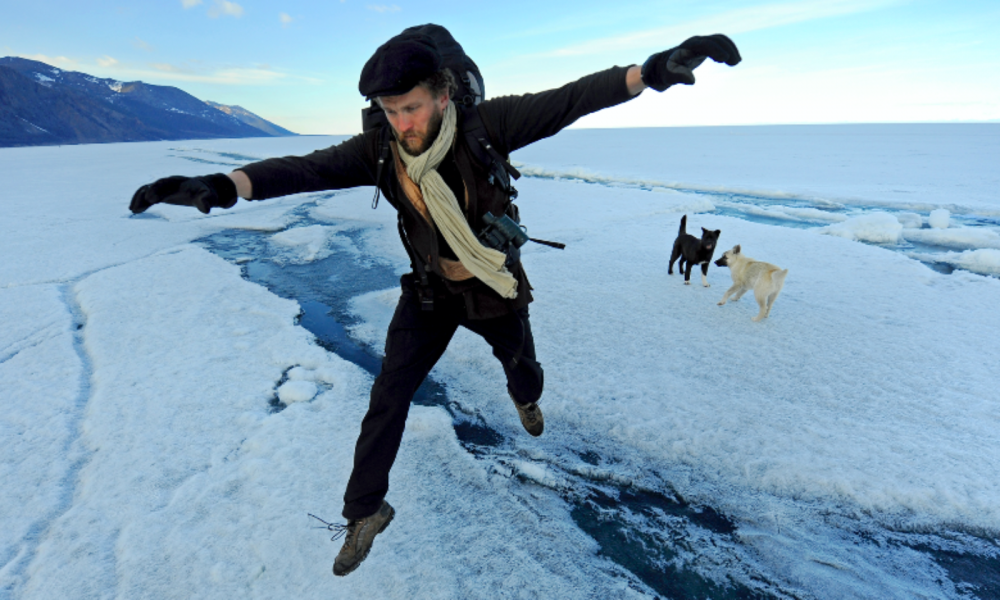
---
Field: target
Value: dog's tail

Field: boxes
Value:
[774,268,789,285]
[678,214,687,236]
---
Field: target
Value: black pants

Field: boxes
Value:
[342,280,544,520]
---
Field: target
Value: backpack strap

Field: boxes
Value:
[370,124,393,209]
[396,213,436,311]
[460,104,520,200]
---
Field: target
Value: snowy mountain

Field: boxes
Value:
[204,100,296,137]
[0,57,296,147]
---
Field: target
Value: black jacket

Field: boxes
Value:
[239,65,635,319]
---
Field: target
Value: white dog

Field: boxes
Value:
[714,245,788,321]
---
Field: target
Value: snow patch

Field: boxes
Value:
[277,380,318,404]
[19,117,51,134]
[896,212,923,229]
[815,212,903,244]
[511,460,566,490]
[287,365,341,386]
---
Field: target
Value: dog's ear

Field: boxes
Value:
[714,229,721,236]
[734,245,741,254]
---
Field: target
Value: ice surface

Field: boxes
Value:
[512,124,1000,213]
[0,285,82,590]
[3,126,1000,599]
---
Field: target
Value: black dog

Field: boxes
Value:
[668,215,721,286]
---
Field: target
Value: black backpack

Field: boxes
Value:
[362,24,521,209]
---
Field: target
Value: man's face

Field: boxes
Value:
[380,85,449,156]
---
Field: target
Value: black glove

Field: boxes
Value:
[129,173,238,215]
[641,34,742,92]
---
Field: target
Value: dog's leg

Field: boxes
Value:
[718,284,741,305]
[700,262,710,287]
[683,261,692,285]
[752,287,769,321]
[765,288,784,318]
[668,243,681,274]
[731,288,747,302]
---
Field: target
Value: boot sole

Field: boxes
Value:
[332,506,395,577]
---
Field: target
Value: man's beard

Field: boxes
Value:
[396,105,444,156]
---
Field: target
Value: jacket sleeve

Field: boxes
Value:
[237,132,376,200]
[479,65,636,155]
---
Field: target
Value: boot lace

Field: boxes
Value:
[309,513,356,543]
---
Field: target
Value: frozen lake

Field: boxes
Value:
[3,124,1000,599]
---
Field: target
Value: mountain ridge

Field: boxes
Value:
[0,57,296,147]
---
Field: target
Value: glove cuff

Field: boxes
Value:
[641,50,671,92]
[204,173,239,209]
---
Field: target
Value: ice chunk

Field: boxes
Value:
[928,208,950,229]
[903,227,1000,250]
[928,249,1000,276]
[816,212,903,244]
[269,225,335,263]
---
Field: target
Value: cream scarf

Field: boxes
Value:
[396,101,518,299]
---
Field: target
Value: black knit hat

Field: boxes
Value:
[359,32,442,99]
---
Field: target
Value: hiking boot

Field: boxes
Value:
[332,501,395,577]
[511,394,544,437]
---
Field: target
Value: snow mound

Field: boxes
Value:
[816,212,903,244]
[929,208,950,229]
[287,365,341,385]
[277,380,318,404]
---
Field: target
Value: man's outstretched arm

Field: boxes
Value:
[481,34,740,155]
[626,65,645,96]
[129,134,375,215]
[228,170,253,200]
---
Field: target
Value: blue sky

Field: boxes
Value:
[4,0,999,134]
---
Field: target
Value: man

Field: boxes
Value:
[129,27,740,576]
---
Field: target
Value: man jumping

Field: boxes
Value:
[129,25,740,576]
